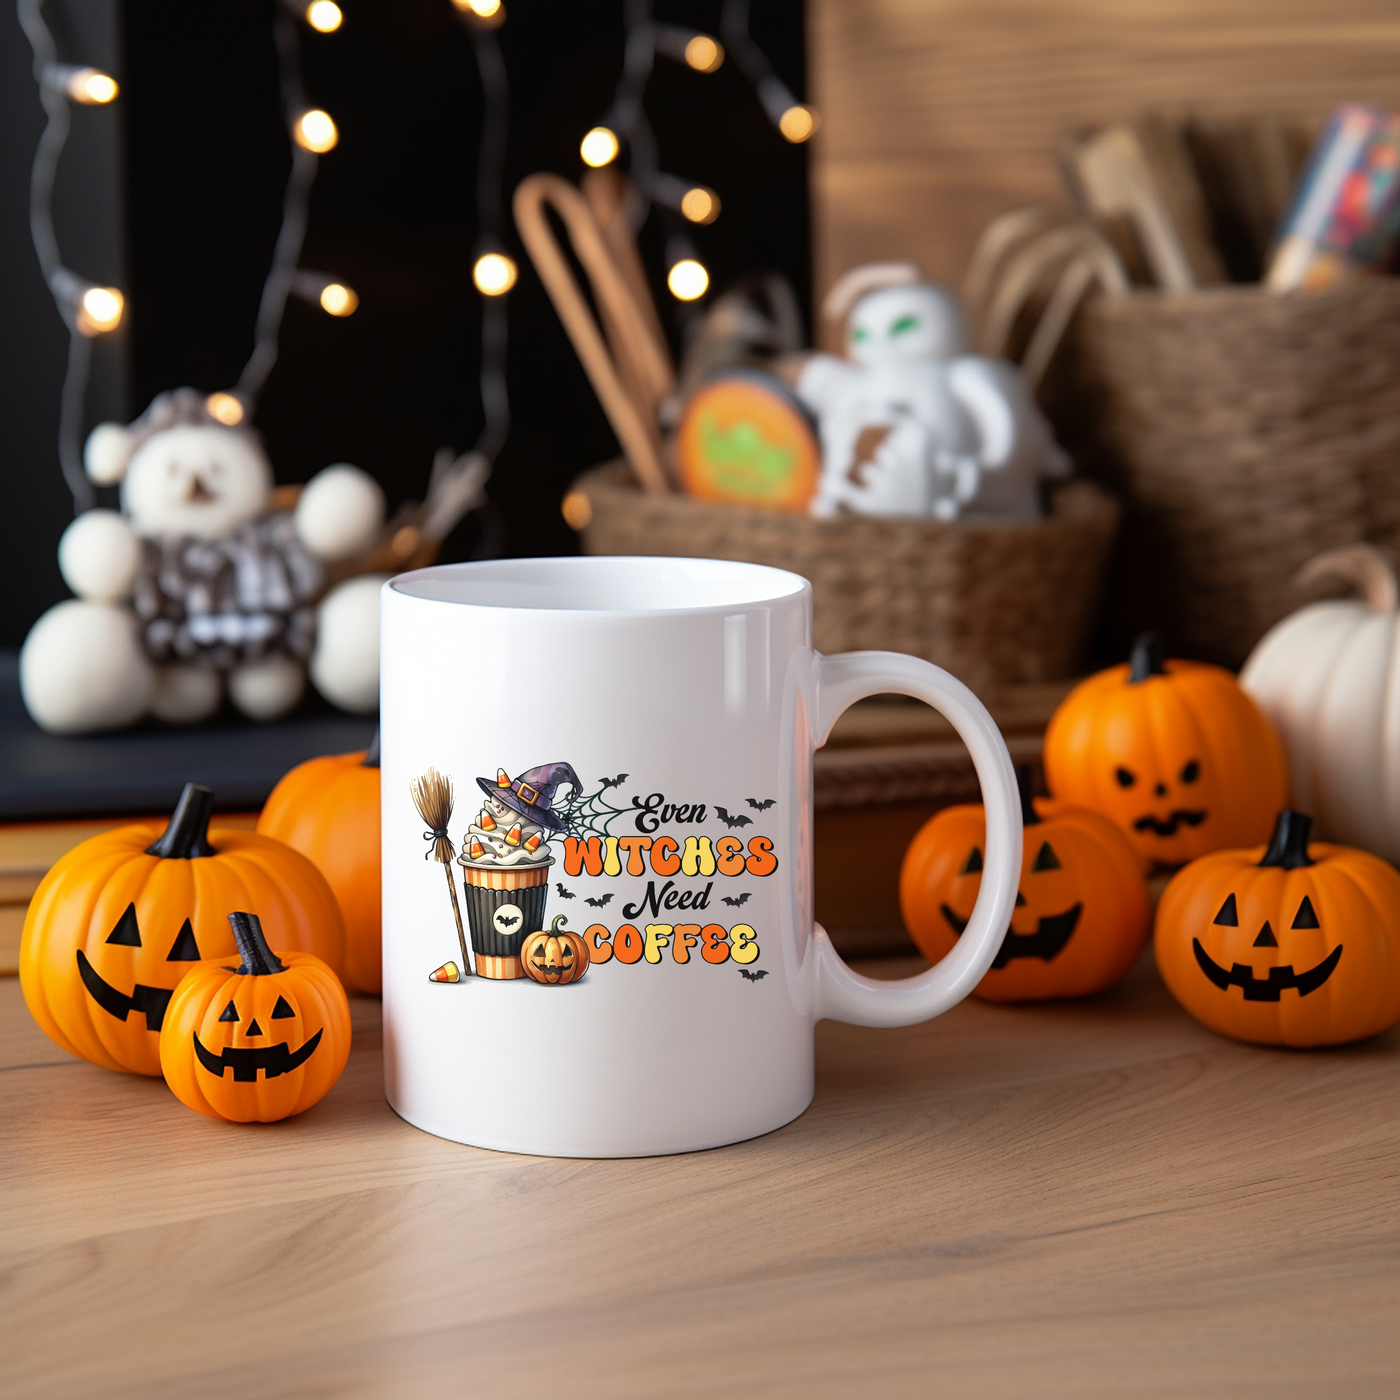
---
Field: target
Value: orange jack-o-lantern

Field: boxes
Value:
[1155,810,1400,1046]
[521,916,590,986]
[900,767,1151,1001]
[20,783,346,1076]
[1043,633,1287,868]
[160,911,351,1121]
[257,735,382,994]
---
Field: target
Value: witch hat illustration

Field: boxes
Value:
[475,762,583,833]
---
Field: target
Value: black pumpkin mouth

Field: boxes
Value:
[1191,938,1342,1001]
[941,903,1082,968]
[193,1028,323,1082]
[77,949,173,1032]
[1132,809,1207,837]
[531,962,573,979]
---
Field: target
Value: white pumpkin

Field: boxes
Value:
[1240,544,1400,862]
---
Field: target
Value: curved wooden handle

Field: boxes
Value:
[513,173,670,495]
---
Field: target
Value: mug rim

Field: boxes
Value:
[386,555,812,618]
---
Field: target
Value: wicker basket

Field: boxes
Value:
[1045,278,1400,667]
[571,462,1119,690]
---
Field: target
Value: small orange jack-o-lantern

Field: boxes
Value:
[1155,810,1400,1047]
[900,767,1151,1001]
[521,916,590,986]
[1043,633,1288,868]
[20,783,346,1076]
[160,911,351,1121]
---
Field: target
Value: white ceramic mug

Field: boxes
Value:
[380,556,1020,1157]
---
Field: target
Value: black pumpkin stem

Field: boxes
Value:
[228,911,286,975]
[1015,765,1041,827]
[1258,810,1315,869]
[1129,632,1167,683]
[362,728,381,769]
[146,783,216,859]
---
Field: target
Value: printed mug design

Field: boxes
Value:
[410,760,780,986]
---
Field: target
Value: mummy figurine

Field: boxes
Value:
[20,388,387,733]
[795,263,1069,521]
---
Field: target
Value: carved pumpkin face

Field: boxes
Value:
[1156,811,1400,1046]
[20,784,346,1075]
[900,769,1151,1001]
[1044,634,1288,868]
[160,911,351,1121]
[521,917,590,986]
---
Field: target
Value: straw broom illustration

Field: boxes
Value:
[411,769,471,976]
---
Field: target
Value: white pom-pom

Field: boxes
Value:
[310,574,384,712]
[228,656,306,721]
[151,664,224,724]
[57,510,142,601]
[85,422,135,485]
[294,463,385,562]
[19,600,154,733]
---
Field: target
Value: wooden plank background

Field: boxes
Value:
[808,0,1400,302]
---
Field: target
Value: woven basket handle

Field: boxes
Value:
[809,651,1021,1028]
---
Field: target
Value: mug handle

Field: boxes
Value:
[811,651,1021,1028]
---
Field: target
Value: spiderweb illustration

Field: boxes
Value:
[550,778,639,843]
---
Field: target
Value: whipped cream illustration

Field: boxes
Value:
[458,792,553,869]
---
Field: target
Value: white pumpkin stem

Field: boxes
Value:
[1296,544,1398,614]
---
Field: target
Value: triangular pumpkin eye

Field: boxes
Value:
[271,995,296,1019]
[1292,896,1320,929]
[1031,842,1061,872]
[1115,766,1136,788]
[1253,922,1278,948]
[106,903,141,946]
[1213,893,1239,926]
[961,847,983,874]
[166,919,200,961]
[218,1000,240,1022]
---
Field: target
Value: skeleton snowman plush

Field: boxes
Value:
[796,263,1069,520]
[20,388,387,733]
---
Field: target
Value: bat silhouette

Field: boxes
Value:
[555,883,576,899]
[495,914,520,928]
[598,773,629,791]
[585,893,614,908]
[739,968,768,982]
[722,893,752,907]
[715,807,752,829]
[746,798,776,811]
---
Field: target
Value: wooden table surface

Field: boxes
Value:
[4,954,1398,1399]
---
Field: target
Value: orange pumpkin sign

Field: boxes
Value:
[1155,810,1400,1046]
[1043,633,1288,868]
[160,910,351,1121]
[900,767,1151,1001]
[258,736,382,994]
[20,783,346,1076]
[676,372,820,511]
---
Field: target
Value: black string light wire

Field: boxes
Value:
[18,0,124,513]
[579,0,817,303]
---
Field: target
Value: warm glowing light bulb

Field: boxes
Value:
[473,253,517,296]
[684,35,723,73]
[319,282,359,316]
[77,286,124,335]
[580,126,620,168]
[452,0,504,19]
[667,259,709,302]
[306,1,343,32]
[294,109,339,153]
[680,186,720,225]
[67,68,119,104]
[778,104,819,143]
[205,392,245,426]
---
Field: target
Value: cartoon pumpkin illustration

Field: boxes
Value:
[900,767,1151,1001]
[1155,810,1400,1047]
[160,910,351,1120]
[521,915,591,986]
[1043,632,1287,868]
[20,783,346,1076]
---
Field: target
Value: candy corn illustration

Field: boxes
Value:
[523,832,542,853]
[429,961,460,983]
[479,810,497,831]
[505,824,522,847]
[496,768,510,787]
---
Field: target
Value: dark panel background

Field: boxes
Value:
[1,0,810,647]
